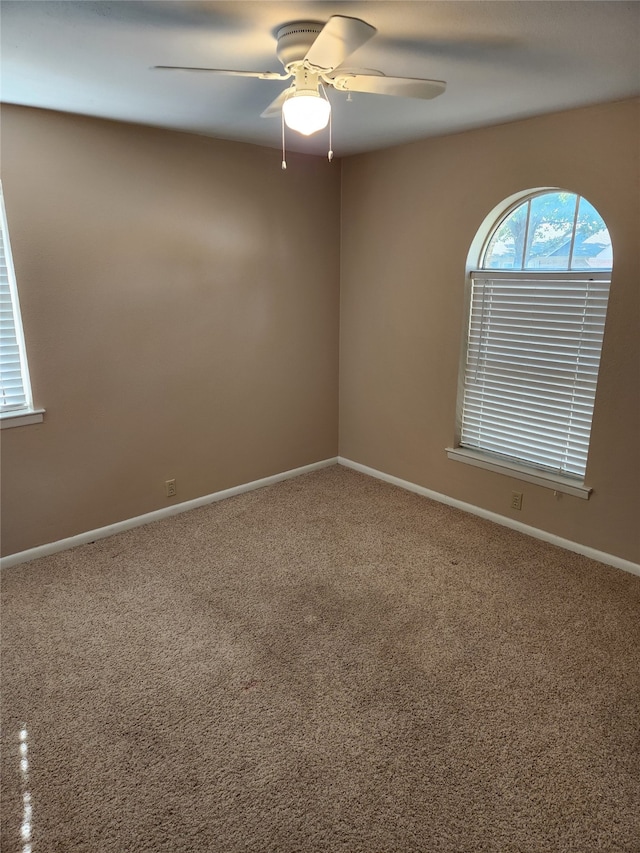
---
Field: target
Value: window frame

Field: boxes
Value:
[447,189,612,499]
[0,183,43,429]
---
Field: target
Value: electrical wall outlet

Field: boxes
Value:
[510,491,523,511]
[165,478,177,498]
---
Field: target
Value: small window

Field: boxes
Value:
[452,190,612,492]
[0,183,41,427]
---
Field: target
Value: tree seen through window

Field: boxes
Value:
[483,191,612,271]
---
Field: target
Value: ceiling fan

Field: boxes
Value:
[155,15,446,144]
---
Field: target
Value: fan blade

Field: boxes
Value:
[331,73,446,100]
[304,16,376,71]
[260,87,293,118]
[153,66,289,80]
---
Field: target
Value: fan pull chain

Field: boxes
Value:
[320,81,334,162]
[281,110,287,170]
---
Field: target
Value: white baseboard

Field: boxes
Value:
[1,457,338,570]
[4,455,638,578]
[338,457,640,578]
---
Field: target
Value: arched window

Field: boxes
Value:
[449,190,612,496]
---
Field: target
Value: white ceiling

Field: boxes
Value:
[2,1,639,157]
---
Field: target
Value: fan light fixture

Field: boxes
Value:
[155,15,448,163]
[282,91,331,136]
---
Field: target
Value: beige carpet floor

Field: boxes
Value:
[1,465,639,852]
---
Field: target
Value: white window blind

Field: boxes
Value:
[0,185,32,414]
[460,272,610,479]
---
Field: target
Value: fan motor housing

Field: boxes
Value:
[276,21,323,68]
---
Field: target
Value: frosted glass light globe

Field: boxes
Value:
[283,94,331,136]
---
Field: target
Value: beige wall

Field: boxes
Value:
[340,99,640,563]
[1,106,340,556]
[2,100,638,564]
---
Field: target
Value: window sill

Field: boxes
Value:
[0,408,45,429]
[446,447,592,500]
